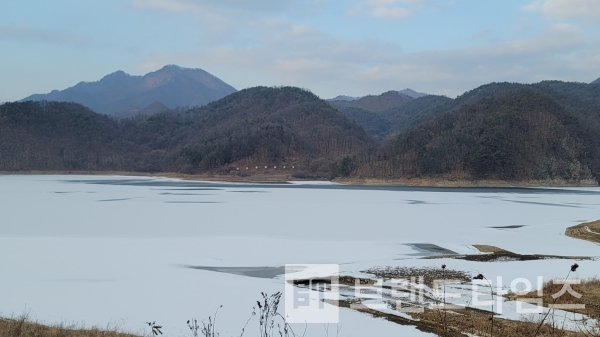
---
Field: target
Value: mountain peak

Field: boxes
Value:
[382,90,408,97]
[21,65,236,115]
[105,70,129,77]
[398,88,427,98]
[99,70,134,82]
[592,78,600,85]
[329,89,413,113]
[157,64,189,72]
[328,95,360,101]
[156,64,206,74]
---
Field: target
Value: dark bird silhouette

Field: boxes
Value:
[571,263,579,272]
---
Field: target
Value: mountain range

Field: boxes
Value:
[368,82,600,183]
[5,69,600,185]
[327,89,426,102]
[21,65,428,122]
[22,65,236,115]
[328,90,414,112]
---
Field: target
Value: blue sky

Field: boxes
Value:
[1,0,599,102]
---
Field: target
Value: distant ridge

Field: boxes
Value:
[592,78,600,85]
[328,95,360,101]
[329,90,413,113]
[398,88,427,98]
[22,65,236,115]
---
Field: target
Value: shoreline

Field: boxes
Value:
[565,220,600,244]
[0,170,598,188]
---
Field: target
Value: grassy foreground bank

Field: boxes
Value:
[0,314,139,337]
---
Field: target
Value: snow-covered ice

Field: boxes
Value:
[1,175,600,336]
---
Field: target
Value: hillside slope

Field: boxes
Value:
[0,101,138,171]
[358,87,596,183]
[126,86,371,175]
[335,95,453,139]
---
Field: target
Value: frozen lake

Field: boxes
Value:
[1,175,600,336]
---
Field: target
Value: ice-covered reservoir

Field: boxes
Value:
[1,175,600,336]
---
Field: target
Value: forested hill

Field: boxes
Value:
[0,101,137,171]
[1,87,370,177]
[125,86,371,174]
[2,82,600,184]
[357,85,600,183]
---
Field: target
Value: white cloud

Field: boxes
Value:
[131,0,302,13]
[130,0,323,46]
[131,0,322,19]
[471,28,490,39]
[131,0,188,12]
[524,0,600,22]
[126,0,600,98]
[371,7,412,19]
[0,25,85,47]
[347,0,424,20]
[136,21,600,98]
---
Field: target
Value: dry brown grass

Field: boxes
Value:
[509,278,600,319]
[0,313,141,337]
[334,299,588,337]
[566,220,600,245]
[413,306,590,337]
[473,245,513,254]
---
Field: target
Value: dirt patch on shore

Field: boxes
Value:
[425,245,593,262]
[566,220,600,244]
[473,244,513,254]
